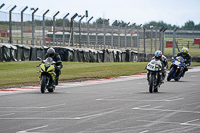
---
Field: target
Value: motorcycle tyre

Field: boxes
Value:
[174,77,180,81]
[41,75,47,93]
[167,69,175,81]
[149,76,154,93]
[48,86,55,93]
[154,87,158,92]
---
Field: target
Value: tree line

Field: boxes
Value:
[0,19,199,30]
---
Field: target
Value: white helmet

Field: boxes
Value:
[155,50,162,59]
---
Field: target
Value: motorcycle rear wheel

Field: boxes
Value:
[167,69,175,81]
[48,86,55,93]
[41,75,47,93]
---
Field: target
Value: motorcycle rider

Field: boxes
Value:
[174,47,191,77]
[45,47,63,85]
[151,50,168,82]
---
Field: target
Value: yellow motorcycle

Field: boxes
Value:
[37,57,60,93]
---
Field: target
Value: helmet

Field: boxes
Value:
[181,47,188,56]
[155,50,162,59]
[47,48,55,58]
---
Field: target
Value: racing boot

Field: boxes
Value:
[55,76,59,85]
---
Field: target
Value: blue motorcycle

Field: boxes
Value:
[167,56,185,81]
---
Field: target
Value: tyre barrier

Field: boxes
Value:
[0,43,198,62]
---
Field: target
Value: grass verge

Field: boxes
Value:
[0,61,200,88]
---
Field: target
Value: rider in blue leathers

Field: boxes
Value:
[174,47,191,77]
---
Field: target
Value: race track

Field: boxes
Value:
[0,67,200,133]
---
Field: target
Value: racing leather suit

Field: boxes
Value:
[152,55,168,81]
[175,52,191,76]
[45,53,63,85]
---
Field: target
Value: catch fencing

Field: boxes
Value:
[0,8,200,58]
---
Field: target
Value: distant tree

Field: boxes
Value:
[143,21,173,29]
[195,23,200,28]
[182,20,195,29]
[92,18,110,26]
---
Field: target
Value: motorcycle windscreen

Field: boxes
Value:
[176,56,184,63]
[45,57,53,67]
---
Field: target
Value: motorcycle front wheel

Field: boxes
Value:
[149,76,154,93]
[41,75,47,93]
[167,69,175,81]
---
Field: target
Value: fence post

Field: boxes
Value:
[111,22,115,49]
[103,19,109,49]
[162,28,167,55]
[137,24,142,53]
[150,26,154,54]
[159,26,164,51]
[0,3,5,9]
[173,27,178,56]
[9,5,17,44]
[130,26,135,50]
[87,16,93,48]
[31,8,39,46]
[95,19,99,49]
[69,13,78,47]
[21,6,28,44]
[79,15,85,48]
[63,13,69,47]
[125,22,130,49]
[118,24,122,49]
[53,11,59,46]
[42,9,49,46]
[155,27,157,51]
[143,28,145,55]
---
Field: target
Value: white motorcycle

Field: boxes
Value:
[146,59,163,93]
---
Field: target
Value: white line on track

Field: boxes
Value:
[0,108,122,122]
[180,119,200,126]
[0,103,66,109]
[96,98,183,102]
[132,106,200,114]
[0,113,14,117]
[16,125,48,133]
[139,130,149,133]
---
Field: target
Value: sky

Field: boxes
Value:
[0,0,200,27]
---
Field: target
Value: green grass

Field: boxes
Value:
[0,61,200,87]
[0,61,147,86]
[138,38,200,57]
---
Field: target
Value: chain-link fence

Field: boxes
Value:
[0,10,200,56]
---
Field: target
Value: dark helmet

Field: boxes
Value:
[155,50,162,59]
[181,47,188,56]
[47,48,55,58]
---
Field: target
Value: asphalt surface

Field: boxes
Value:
[0,68,200,133]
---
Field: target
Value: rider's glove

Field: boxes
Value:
[55,66,60,70]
